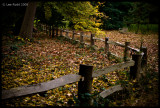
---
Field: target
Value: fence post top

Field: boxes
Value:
[91,33,95,36]
[105,37,109,40]
[80,32,84,34]
[125,42,130,45]
[80,64,93,67]
[132,53,142,56]
[125,41,130,44]
[140,46,147,49]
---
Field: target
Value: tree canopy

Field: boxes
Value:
[37,1,106,35]
[1,1,159,36]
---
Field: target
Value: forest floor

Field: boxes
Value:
[1,30,159,107]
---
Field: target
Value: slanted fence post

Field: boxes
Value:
[78,64,93,106]
[130,54,142,80]
[124,42,130,61]
[91,33,95,46]
[72,30,75,40]
[105,37,109,59]
[80,32,84,43]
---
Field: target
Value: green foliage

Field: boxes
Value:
[44,3,52,20]
[128,24,158,34]
[34,18,40,28]
[38,1,106,36]
[99,2,132,30]
[36,2,64,27]
[124,2,159,30]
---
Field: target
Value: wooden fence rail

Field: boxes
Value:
[92,60,135,78]
[2,58,138,101]
[99,85,123,98]
[2,74,82,100]
[39,24,144,54]
[48,26,146,61]
[38,24,147,78]
[6,24,146,106]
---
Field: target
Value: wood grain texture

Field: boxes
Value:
[2,74,82,100]
[92,60,135,78]
[100,85,123,98]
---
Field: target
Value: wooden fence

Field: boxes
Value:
[37,24,147,62]
[2,60,135,100]
[2,24,148,106]
[48,26,147,63]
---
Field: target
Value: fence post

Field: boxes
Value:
[105,37,109,59]
[140,46,147,76]
[78,64,93,106]
[72,30,75,40]
[42,25,45,32]
[49,26,51,36]
[140,46,147,67]
[56,28,58,36]
[65,29,68,37]
[46,25,48,35]
[52,27,55,38]
[60,29,62,36]
[124,42,130,61]
[130,54,142,80]
[80,32,84,43]
[91,33,95,46]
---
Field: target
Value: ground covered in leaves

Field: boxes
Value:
[1,30,158,107]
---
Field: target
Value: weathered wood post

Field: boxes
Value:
[72,30,75,40]
[105,37,110,59]
[49,26,51,36]
[130,54,142,80]
[124,42,130,61]
[56,27,58,36]
[42,25,45,32]
[140,46,147,76]
[60,28,62,36]
[140,46,147,67]
[91,33,95,46]
[46,24,48,35]
[80,32,84,43]
[66,29,69,37]
[52,27,55,38]
[78,64,93,106]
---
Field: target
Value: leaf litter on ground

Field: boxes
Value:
[1,30,158,106]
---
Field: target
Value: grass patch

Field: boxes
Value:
[128,24,158,34]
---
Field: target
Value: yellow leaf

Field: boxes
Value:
[133,80,136,83]
[149,80,152,83]
[132,88,136,91]
[153,78,157,81]
[113,102,116,105]
[148,85,152,88]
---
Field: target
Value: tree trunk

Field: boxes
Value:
[19,2,37,39]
